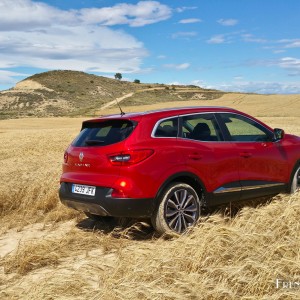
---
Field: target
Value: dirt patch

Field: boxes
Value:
[0,221,75,259]
[15,80,54,92]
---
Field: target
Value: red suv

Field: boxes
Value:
[59,107,300,234]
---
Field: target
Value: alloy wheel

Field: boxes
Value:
[165,188,199,233]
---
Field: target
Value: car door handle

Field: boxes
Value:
[188,153,203,160]
[239,152,252,158]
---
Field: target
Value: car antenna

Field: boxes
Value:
[116,97,125,116]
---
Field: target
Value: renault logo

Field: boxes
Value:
[79,152,84,162]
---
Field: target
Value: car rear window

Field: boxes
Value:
[72,119,136,147]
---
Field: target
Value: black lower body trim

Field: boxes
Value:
[207,180,287,206]
[59,182,154,218]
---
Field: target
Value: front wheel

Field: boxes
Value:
[290,165,300,194]
[151,183,201,235]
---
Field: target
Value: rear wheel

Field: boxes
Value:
[290,165,300,194]
[151,183,201,235]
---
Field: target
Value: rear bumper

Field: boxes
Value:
[59,182,154,218]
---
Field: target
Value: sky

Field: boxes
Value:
[1,0,300,94]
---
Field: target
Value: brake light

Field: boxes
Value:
[108,149,154,166]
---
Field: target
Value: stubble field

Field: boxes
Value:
[0,93,300,299]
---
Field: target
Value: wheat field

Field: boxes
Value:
[0,94,300,299]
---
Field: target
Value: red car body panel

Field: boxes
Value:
[59,106,300,219]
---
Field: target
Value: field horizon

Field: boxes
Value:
[1,94,300,299]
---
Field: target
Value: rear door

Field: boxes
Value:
[178,113,240,204]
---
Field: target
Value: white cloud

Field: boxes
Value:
[0,25,147,73]
[232,81,300,94]
[207,35,226,44]
[164,63,190,70]
[0,0,171,29]
[176,6,198,13]
[199,79,300,94]
[0,0,172,75]
[241,34,266,43]
[0,70,29,85]
[277,57,300,71]
[207,31,265,45]
[278,39,300,48]
[172,31,198,39]
[279,57,300,76]
[246,57,300,77]
[256,57,300,72]
[0,0,75,30]
[273,49,286,54]
[179,18,202,24]
[191,80,213,89]
[218,18,238,26]
[79,1,172,27]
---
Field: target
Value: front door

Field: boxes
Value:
[217,113,288,199]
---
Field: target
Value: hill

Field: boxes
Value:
[0,70,223,119]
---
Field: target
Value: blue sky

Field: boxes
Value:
[1,0,300,93]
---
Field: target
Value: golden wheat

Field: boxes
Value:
[0,95,300,299]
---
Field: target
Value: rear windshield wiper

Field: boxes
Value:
[85,139,105,146]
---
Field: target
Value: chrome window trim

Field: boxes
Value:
[151,111,274,142]
[151,111,219,140]
[151,116,179,138]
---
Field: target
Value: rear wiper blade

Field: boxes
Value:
[85,139,105,145]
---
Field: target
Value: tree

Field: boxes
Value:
[114,73,122,80]
[134,79,140,84]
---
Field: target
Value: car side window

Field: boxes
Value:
[219,113,272,142]
[154,117,178,137]
[181,113,223,141]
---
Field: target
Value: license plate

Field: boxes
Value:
[72,184,96,196]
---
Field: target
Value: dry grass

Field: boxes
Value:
[0,94,300,299]
[0,118,83,232]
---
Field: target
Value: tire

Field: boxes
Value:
[290,164,300,194]
[151,182,201,235]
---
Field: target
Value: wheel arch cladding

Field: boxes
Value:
[288,159,300,193]
[155,172,205,207]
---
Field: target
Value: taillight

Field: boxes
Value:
[108,149,154,166]
[64,151,68,163]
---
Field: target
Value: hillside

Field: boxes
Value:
[0,70,223,119]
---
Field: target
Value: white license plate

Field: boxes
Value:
[72,184,96,196]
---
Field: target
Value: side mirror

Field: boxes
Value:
[273,128,285,141]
